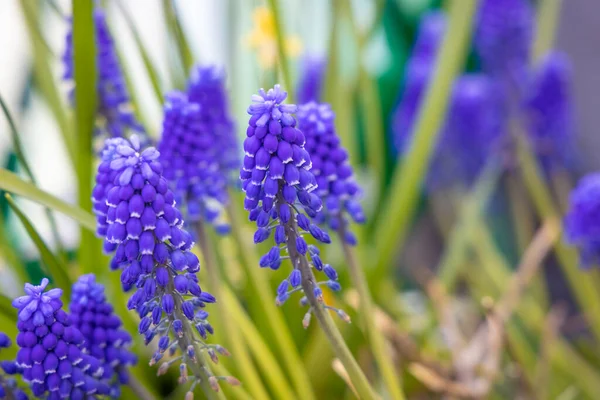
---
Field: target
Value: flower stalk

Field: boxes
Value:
[282,202,378,400]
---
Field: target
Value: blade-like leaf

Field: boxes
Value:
[369,0,480,283]
[115,0,164,105]
[5,194,72,298]
[72,0,98,274]
[0,293,18,323]
[0,168,95,232]
[0,93,67,260]
[19,0,76,167]
[162,0,195,74]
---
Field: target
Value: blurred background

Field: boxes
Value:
[1,0,600,399]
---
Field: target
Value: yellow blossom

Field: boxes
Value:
[246,6,302,69]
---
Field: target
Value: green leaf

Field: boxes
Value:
[72,0,98,274]
[19,0,76,167]
[0,93,68,261]
[0,168,95,232]
[369,0,480,285]
[5,194,72,298]
[162,0,195,76]
[115,0,164,105]
[0,293,17,323]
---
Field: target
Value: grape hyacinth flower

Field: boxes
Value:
[427,74,505,190]
[98,135,235,394]
[187,65,239,180]
[296,55,326,104]
[0,333,28,400]
[524,52,577,172]
[69,274,137,397]
[242,85,347,323]
[565,174,600,269]
[62,8,143,138]
[12,278,110,399]
[297,102,364,245]
[392,11,446,153]
[93,137,130,252]
[158,92,230,233]
[474,0,534,89]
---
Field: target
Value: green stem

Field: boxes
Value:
[514,132,600,343]
[125,372,156,400]
[283,202,378,400]
[266,0,293,102]
[344,0,385,194]
[170,283,221,400]
[194,221,271,400]
[531,0,563,63]
[221,287,298,400]
[369,0,480,285]
[72,0,98,274]
[226,200,317,400]
[338,223,405,400]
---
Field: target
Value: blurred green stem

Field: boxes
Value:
[72,0,98,273]
[126,374,156,400]
[369,0,480,286]
[266,0,293,102]
[344,0,386,196]
[283,203,377,400]
[338,223,405,400]
[221,287,299,400]
[532,0,563,63]
[194,221,271,400]
[226,200,317,400]
[514,132,600,343]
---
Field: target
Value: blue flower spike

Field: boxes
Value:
[93,134,238,393]
[241,85,347,326]
[12,278,111,399]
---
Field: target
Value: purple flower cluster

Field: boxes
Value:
[474,0,534,88]
[524,52,577,172]
[392,11,446,153]
[0,333,28,400]
[69,274,136,396]
[297,102,364,245]
[242,85,342,307]
[427,74,504,189]
[565,174,600,268]
[187,66,239,179]
[95,135,224,387]
[158,91,230,233]
[12,279,110,399]
[296,55,326,104]
[62,8,143,138]
[93,137,130,251]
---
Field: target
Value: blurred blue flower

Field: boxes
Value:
[392,11,447,153]
[524,51,577,172]
[242,86,343,314]
[474,0,534,89]
[0,333,28,400]
[12,278,110,399]
[158,91,231,233]
[428,74,505,190]
[565,173,600,268]
[187,66,239,180]
[297,102,364,245]
[297,55,326,104]
[62,8,144,138]
[70,274,136,397]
